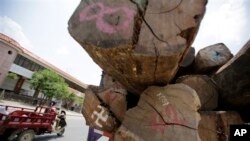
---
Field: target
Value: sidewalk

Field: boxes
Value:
[0,99,82,117]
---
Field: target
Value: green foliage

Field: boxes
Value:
[68,93,76,101]
[7,72,18,80]
[30,69,69,99]
[62,92,84,105]
[63,92,76,103]
[75,96,84,105]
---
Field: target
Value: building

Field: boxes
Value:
[0,33,86,104]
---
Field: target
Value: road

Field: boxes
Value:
[34,115,109,141]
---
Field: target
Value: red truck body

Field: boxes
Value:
[0,104,57,136]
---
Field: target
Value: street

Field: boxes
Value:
[34,115,109,141]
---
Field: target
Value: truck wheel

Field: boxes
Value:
[16,130,35,141]
[57,128,65,136]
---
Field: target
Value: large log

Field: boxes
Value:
[212,40,250,109]
[82,89,117,132]
[114,84,201,141]
[172,47,196,81]
[194,43,233,74]
[199,111,243,141]
[68,0,207,94]
[98,72,127,121]
[180,47,195,68]
[115,111,244,141]
[114,126,142,141]
[176,75,218,110]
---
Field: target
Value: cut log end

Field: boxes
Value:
[176,75,218,110]
[68,0,207,94]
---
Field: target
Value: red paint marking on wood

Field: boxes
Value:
[150,104,188,134]
[104,90,117,103]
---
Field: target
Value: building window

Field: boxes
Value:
[8,50,12,55]
[18,56,25,66]
[22,58,29,68]
[13,54,47,73]
[34,65,39,71]
[30,63,36,71]
[38,66,44,71]
[14,54,21,64]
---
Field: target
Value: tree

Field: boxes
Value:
[75,96,84,105]
[7,72,18,80]
[30,69,69,101]
[62,92,84,109]
[63,92,76,108]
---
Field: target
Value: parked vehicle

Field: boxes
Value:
[0,104,66,141]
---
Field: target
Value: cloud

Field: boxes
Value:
[193,0,249,54]
[0,16,33,49]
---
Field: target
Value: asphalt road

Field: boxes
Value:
[34,115,109,141]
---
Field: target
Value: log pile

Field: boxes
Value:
[68,0,249,140]
[212,40,250,109]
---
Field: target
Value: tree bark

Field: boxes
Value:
[33,89,40,98]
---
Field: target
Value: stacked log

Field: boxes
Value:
[194,43,233,74]
[81,89,117,131]
[212,40,250,109]
[114,84,201,141]
[68,0,207,95]
[176,75,218,110]
[68,0,250,140]
[98,73,127,121]
[199,111,243,141]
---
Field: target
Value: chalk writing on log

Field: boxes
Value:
[156,92,169,106]
[150,104,188,134]
[91,105,108,128]
[79,2,135,34]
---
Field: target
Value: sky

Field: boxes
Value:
[0,0,250,86]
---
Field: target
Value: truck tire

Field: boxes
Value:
[16,129,35,141]
[57,128,65,136]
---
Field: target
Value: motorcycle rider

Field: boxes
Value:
[58,110,67,128]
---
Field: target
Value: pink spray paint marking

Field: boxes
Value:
[150,113,166,134]
[104,90,117,103]
[79,2,135,34]
[150,104,188,134]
